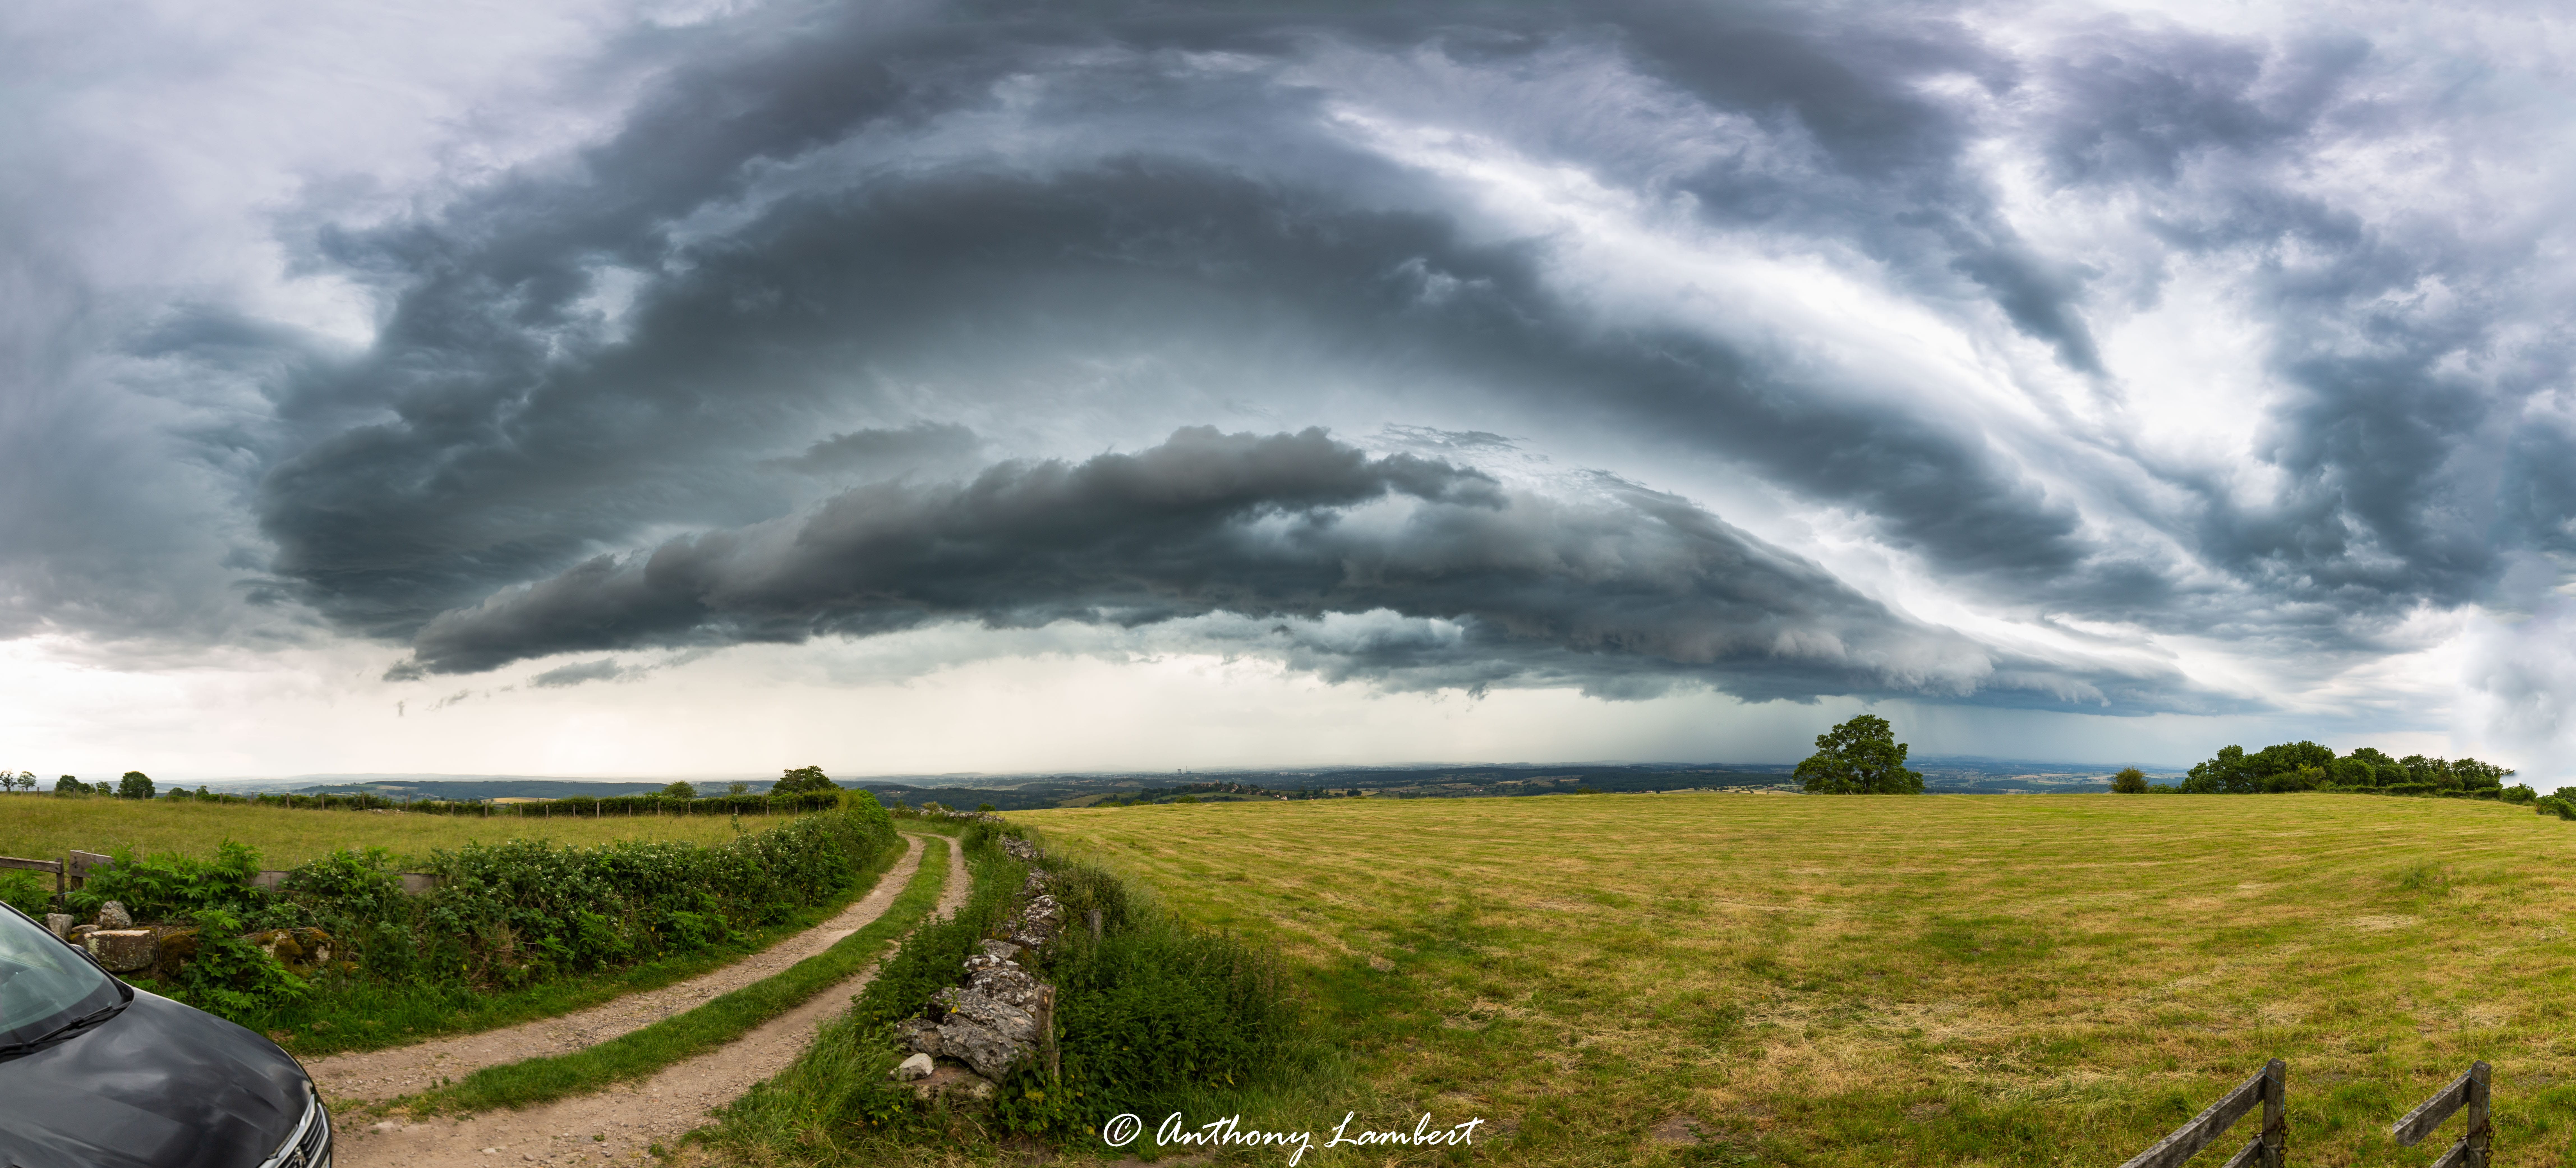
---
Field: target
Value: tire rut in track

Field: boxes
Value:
[309,834,928,1108]
[333,830,978,1166]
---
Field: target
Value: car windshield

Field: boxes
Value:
[0,905,121,1048]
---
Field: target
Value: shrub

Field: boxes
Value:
[0,871,52,916]
[1002,906,1290,1138]
[726,825,1301,1155]
[68,804,896,1022]
[2539,797,2576,821]
[2110,768,2150,794]
[68,840,266,922]
[2503,784,2538,804]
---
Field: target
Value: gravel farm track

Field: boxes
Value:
[323,832,973,1167]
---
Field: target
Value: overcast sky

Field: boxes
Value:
[5,0,2572,783]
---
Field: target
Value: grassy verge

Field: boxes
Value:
[409,835,952,1114]
[702,824,1327,1165]
[247,835,912,1057]
[1014,791,2576,1167]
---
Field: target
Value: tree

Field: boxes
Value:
[772,765,837,795]
[117,770,155,800]
[977,802,997,813]
[727,781,750,795]
[662,781,697,799]
[1795,715,1924,794]
[2110,767,2149,794]
[55,775,86,795]
[2450,758,2513,789]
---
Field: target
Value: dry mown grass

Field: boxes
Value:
[1016,792,2576,1167]
[0,795,743,869]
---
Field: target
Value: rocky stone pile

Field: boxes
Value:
[43,900,335,978]
[890,834,1063,1104]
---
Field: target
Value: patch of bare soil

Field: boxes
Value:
[309,834,928,1108]
[330,831,977,1166]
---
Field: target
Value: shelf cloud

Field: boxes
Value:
[6,0,2573,773]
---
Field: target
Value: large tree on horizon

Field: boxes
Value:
[1795,715,1925,795]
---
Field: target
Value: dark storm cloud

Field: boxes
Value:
[527,657,645,688]
[13,0,2568,727]
[261,154,2117,638]
[398,426,2192,709]
[773,423,983,477]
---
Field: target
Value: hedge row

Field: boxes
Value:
[61,797,899,1018]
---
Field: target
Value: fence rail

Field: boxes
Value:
[2119,1059,2285,1168]
[0,854,66,902]
[2392,1062,2490,1168]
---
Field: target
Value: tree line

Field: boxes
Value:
[2167,742,2518,796]
[1790,715,2538,804]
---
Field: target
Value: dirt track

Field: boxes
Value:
[310,834,929,1107]
[332,833,973,1166]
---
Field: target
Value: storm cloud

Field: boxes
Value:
[8,0,2575,768]
[396,426,2184,707]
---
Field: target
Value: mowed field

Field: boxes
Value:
[0,797,745,870]
[1017,793,2576,1167]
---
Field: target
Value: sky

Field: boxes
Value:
[4,0,2573,783]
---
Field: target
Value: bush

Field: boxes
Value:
[721,825,1301,1155]
[1002,905,1290,1139]
[0,871,52,917]
[2503,784,2538,805]
[68,840,266,922]
[2539,797,2576,821]
[66,804,896,1021]
[2110,768,2149,794]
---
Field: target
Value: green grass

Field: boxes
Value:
[1013,792,2576,1167]
[0,794,749,870]
[408,835,953,1114]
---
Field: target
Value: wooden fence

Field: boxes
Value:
[0,854,66,903]
[2118,1059,2497,1167]
[2119,1059,2285,1168]
[2391,1061,2490,1168]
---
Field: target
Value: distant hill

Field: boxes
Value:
[173,758,2188,806]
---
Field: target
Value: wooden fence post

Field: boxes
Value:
[2260,1058,2286,1168]
[2467,1061,2492,1168]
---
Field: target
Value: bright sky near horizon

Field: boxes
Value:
[3,0,2569,783]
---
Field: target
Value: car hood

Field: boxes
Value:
[0,989,310,1168]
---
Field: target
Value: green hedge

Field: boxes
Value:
[67,798,898,1021]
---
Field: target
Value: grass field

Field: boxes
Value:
[0,795,749,869]
[1015,792,2576,1167]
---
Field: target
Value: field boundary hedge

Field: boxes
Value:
[54,796,901,1032]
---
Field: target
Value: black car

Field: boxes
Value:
[0,901,328,1168]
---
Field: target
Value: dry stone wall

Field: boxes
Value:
[890,833,1063,1103]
